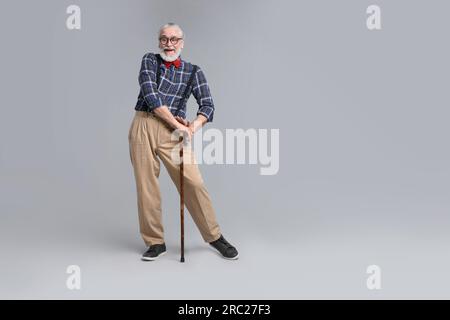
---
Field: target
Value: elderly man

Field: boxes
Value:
[128,23,238,261]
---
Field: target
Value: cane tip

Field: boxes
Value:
[180,257,185,263]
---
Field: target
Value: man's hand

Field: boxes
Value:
[188,114,208,134]
[175,116,194,140]
[153,108,208,141]
[175,116,190,127]
[175,123,193,142]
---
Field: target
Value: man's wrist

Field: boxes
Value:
[173,121,185,130]
[190,115,207,132]
[189,121,199,133]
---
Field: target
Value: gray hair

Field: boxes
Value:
[158,22,184,39]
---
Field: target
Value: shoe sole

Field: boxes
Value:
[223,253,239,260]
[209,246,239,260]
[141,251,166,261]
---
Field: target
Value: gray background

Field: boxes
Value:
[1,0,449,299]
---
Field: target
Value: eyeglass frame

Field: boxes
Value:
[159,36,183,45]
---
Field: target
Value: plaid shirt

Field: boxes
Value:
[135,52,215,122]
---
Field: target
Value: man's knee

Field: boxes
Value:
[185,176,204,190]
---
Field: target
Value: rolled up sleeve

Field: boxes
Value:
[192,66,215,123]
[138,53,164,111]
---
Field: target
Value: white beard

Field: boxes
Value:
[159,48,182,62]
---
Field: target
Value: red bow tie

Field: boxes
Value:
[163,58,181,69]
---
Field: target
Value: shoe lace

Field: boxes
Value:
[218,237,234,250]
[147,244,163,253]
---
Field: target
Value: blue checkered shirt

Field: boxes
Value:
[135,52,215,122]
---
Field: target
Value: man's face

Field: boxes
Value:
[158,26,184,62]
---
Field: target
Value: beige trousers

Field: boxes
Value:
[128,110,221,246]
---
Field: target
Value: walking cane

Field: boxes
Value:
[179,135,185,263]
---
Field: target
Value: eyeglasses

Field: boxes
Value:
[159,36,183,45]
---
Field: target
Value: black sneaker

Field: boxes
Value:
[209,235,239,260]
[141,243,166,261]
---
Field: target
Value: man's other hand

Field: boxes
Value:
[175,116,189,127]
[175,123,193,141]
